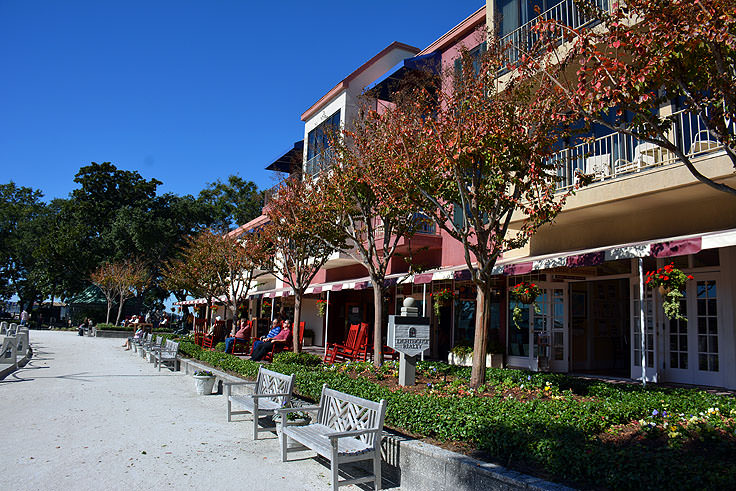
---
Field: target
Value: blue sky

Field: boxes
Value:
[1,1,483,201]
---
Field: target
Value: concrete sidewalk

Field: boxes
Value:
[0,331,354,490]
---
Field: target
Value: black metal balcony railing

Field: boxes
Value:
[500,0,610,67]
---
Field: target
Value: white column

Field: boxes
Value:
[324,290,331,357]
[638,258,647,385]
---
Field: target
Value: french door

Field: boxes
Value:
[665,274,722,386]
[508,283,567,372]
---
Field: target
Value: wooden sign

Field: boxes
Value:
[387,315,430,357]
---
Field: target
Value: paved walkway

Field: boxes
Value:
[0,331,349,490]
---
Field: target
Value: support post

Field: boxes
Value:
[324,290,331,357]
[638,258,647,386]
[399,353,416,386]
[421,284,427,361]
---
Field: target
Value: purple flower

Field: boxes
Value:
[652,409,659,417]
[663,411,667,417]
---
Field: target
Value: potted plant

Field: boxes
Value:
[193,370,216,395]
[431,288,455,317]
[303,329,314,346]
[272,408,312,427]
[509,282,542,328]
[645,263,694,321]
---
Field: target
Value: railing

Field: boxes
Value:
[304,148,335,177]
[554,109,733,191]
[263,184,279,208]
[500,0,610,67]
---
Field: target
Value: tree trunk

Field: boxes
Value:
[372,281,384,367]
[470,284,492,388]
[105,299,112,325]
[115,293,125,325]
[292,294,302,353]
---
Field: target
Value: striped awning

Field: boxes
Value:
[240,227,736,298]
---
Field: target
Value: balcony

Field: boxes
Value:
[553,109,733,191]
[304,149,335,177]
[500,0,610,67]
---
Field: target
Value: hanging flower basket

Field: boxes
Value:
[509,282,542,328]
[509,282,542,304]
[645,263,694,321]
[431,288,455,317]
[260,300,272,318]
[316,299,329,317]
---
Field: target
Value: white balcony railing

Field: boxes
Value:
[304,148,335,177]
[500,0,610,67]
[554,109,733,191]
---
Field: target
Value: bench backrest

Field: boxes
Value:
[255,367,295,406]
[0,321,7,334]
[164,339,179,354]
[317,385,387,448]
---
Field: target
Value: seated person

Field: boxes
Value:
[122,326,144,350]
[224,319,250,354]
[252,318,282,352]
[251,320,291,361]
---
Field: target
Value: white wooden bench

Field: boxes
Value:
[153,339,179,371]
[224,367,295,440]
[134,333,151,354]
[277,384,387,490]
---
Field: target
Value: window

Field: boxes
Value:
[306,110,341,161]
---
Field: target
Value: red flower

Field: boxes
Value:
[687,275,694,280]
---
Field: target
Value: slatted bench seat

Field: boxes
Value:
[153,339,179,371]
[277,385,387,490]
[225,367,295,440]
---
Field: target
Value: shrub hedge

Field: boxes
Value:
[175,340,736,489]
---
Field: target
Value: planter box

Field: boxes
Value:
[448,352,504,368]
[94,329,130,339]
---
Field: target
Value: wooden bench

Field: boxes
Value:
[277,384,387,490]
[153,339,179,371]
[224,367,295,440]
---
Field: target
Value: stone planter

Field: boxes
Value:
[447,352,504,368]
[193,375,216,395]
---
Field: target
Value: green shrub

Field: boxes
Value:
[174,344,736,489]
[273,351,322,366]
[214,342,226,352]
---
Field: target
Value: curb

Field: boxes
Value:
[176,357,574,491]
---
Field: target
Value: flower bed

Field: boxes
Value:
[174,337,736,489]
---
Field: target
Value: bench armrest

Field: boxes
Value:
[326,428,382,440]
[251,392,292,399]
[223,380,255,396]
[274,405,321,417]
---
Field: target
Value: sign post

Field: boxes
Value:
[388,298,430,386]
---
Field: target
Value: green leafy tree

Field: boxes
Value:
[198,175,264,233]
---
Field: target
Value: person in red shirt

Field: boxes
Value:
[251,320,292,361]
[224,319,251,354]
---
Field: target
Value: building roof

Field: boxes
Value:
[301,41,420,122]
[419,6,486,55]
[67,285,107,305]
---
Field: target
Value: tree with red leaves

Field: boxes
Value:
[534,0,736,195]
[315,107,425,366]
[259,177,340,352]
[375,39,585,387]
